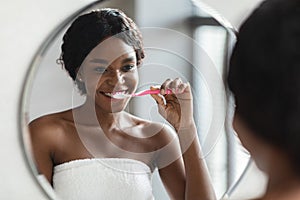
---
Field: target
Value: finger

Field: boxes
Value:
[150,85,161,98]
[169,78,183,93]
[160,79,172,95]
[176,82,193,100]
[158,93,167,105]
[185,82,192,94]
[177,82,186,93]
[150,85,160,90]
[150,92,167,108]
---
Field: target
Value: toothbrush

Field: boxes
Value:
[112,89,172,99]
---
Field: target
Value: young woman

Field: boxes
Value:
[29,8,215,200]
[228,0,300,199]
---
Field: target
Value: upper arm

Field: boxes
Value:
[155,125,186,199]
[29,117,60,184]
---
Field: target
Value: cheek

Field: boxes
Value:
[233,116,252,151]
[233,116,263,161]
[84,74,103,93]
[126,72,139,87]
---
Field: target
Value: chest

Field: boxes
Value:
[53,125,158,169]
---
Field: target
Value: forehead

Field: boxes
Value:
[84,37,136,63]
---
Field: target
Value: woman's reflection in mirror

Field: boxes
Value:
[29,8,215,200]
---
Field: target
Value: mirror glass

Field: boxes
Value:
[20,0,250,199]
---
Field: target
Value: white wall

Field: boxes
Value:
[0,0,264,199]
[0,1,97,199]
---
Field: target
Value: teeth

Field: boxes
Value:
[104,91,127,98]
[104,93,113,97]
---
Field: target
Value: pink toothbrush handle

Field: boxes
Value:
[134,89,172,96]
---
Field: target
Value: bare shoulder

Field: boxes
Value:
[134,116,178,146]
[148,121,176,137]
[28,110,73,145]
[29,112,69,131]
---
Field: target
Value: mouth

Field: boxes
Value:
[99,90,130,99]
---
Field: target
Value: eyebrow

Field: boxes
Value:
[121,56,136,64]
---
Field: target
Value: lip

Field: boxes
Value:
[98,90,129,100]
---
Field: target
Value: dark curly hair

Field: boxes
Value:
[58,8,145,94]
[228,0,300,171]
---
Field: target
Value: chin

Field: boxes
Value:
[96,101,129,113]
[110,107,126,113]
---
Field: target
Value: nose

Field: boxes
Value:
[107,70,125,86]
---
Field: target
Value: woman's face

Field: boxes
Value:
[79,37,139,113]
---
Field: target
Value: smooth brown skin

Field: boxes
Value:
[233,115,300,200]
[29,38,186,199]
[151,78,216,200]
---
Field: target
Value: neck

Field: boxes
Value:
[264,156,300,199]
[74,99,125,129]
[263,177,300,200]
[267,169,299,190]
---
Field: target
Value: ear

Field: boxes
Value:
[76,67,84,82]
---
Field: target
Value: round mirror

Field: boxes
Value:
[20,0,250,199]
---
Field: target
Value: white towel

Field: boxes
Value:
[53,158,155,200]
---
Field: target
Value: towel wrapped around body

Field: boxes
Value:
[53,158,155,200]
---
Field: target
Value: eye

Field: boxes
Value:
[94,67,107,74]
[122,64,136,72]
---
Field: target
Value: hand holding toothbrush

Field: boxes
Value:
[150,78,194,132]
[151,79,216,200]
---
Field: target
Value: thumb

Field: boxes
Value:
[150,86,166,108]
